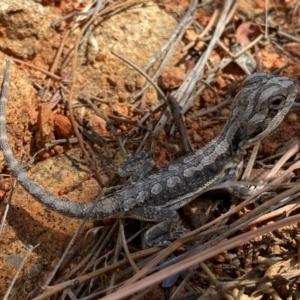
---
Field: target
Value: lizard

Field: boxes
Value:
[0,59,298,246]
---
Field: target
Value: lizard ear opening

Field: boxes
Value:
[269,96,285,110]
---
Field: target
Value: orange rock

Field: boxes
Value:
[35,104,55,148]
[112,104,129,116]
[89,114,109,135]
[158,67,185,90]
[54,114,73,138]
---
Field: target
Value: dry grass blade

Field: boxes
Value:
[111,50,166,100]
[36,206,99,292]
[99,215,300,300]
[30,248,160,300]
[173,0,235,111]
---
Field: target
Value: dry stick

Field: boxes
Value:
[80,223,119,272]
[220,267,300,291]
[86,244,157,297]
[67,9,105,187]
[77,0,105,38]
[272,63,291,75]
[40,27,73,103]
[264,138,299,180]
[82,92,110,105]
[31,247,160,300]
[79,95,147,128]
[203,33,263,79]
[111,50,166,101]
[135,102,165,126]
[130,286,159,300]
[248,195,300,226]
[84,249,160,299]
[79,96,127,156]
[99,214,300,300]
[190,97,231,119]
[119,218,139,273]
[203,32,263,84]
[181,73,216,115]
[157,5,228,138]
[12,58,61,80]
[104,113,147,129]
[229,160,300,230]
[169,265,202,300]
[36,191,108,294]
[55,226,111,283]
[134,21,191,101]
[286,200,300,217]
[224,0,242,25]
[107,228,124,295]
[59,238,97,281]
[278,29,300,43]
[76,228,148,292]
[111,50,171,150]
[134,1,196,100]
[52,0,96,27]
[196,161,300,237]
[80,96,149,129]
[92,0,149,25]
[174,0,235,113]
[264,0,270,43]
[167,94,191,153]
[231,34,264,59]
[197,78,221,101]
[199,262,234,300]
[45,138,78,148]
[145,0,197,72]
[113,248,162,279]
[256,138,299,166]
[271,41,300,65]
[181,8,220,53]
[241,142,260,181]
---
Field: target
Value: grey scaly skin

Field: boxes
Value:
[0,59,298,245]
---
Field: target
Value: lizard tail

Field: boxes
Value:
[0,59,116,220]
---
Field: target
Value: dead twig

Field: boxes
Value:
[167,94,191,153]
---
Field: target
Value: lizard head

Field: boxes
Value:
[231,73,298,149]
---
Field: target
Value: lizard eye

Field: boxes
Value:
[270,96,285,110]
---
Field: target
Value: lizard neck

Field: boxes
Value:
[221,116,244,153]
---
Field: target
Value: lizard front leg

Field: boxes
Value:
[118,147,155,184]
[225,156,266,199]
[125,206,185,246]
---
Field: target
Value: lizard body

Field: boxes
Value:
[0,59,298,245]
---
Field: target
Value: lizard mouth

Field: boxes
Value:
[241,127,264,149]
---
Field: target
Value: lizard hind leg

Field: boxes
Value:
[126,206,188,246]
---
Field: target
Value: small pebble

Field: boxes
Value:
[287,113,297,123]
